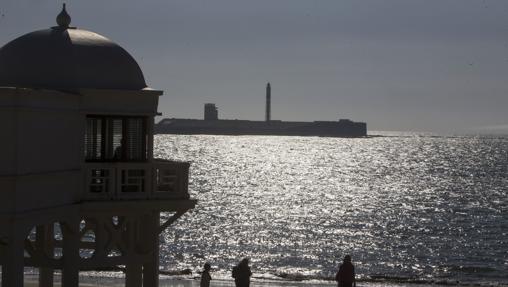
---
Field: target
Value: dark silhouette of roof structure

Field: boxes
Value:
[0,4,146,91]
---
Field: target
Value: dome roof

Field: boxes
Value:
[0,6,147,90]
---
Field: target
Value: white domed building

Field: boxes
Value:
[0,5,195,287]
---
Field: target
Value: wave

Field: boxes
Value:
[272,272,478,286]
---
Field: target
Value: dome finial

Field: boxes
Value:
[56,3,71,28]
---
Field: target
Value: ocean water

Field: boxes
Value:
[153,133,508,286]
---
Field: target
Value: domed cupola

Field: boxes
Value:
[0,4,147,90]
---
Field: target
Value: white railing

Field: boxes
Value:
[84,159,190,200]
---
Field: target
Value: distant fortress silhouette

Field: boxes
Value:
[155,83,367,137]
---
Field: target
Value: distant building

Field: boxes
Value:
[156,117,367,137]
[204,103,219,120]
[156,81,367,137]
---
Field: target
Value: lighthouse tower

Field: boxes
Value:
[265,82,271,122]
[0,5,195,287]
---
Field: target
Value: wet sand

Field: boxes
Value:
[24,278,440,287]
[21,273,446,287]
[25,279,334,287]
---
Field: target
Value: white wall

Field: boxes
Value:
[13,171,81,212]
[0,109,16,175]
[0,87,162,213]
[0,177,15,213]
[80,88,160,116]
[16,109,82,173]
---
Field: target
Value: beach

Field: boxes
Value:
[24,277,444,287]
[20,271,481,287]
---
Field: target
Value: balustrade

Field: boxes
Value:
[84,159,189,200]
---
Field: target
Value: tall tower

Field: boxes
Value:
[265,82,271,122]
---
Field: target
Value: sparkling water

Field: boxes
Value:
[154,133,508,286]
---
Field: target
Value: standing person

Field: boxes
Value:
[335,255,356,287]
[200,262,212,287]
[232,258,252,287]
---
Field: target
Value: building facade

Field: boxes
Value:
[0,5,195,287]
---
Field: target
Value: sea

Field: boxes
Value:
[152,132,507,287]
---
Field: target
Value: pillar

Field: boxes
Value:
[126,264,143,287]
[93,216,107,260]
[61,220,80,287]
[37,224,54,287]
[1,225,25,287]
[143,212,160,287]
[126,215,143,287]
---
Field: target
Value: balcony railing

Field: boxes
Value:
[84,159,190,200]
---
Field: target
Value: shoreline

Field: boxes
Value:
[20,273,508,287]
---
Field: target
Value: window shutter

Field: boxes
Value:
[126,118,146,160]
[107,118,123,160]
[85,118,103,160]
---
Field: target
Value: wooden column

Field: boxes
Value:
[37,224,54,287]
[62,220,80,287]
[1,226,25,287]
[126,264,143,287]
[93,216,107,260]
[143,212,160,287]
[126,215,142,287]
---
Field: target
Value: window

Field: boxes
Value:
[85,116,147,162]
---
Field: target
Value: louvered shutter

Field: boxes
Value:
[126,118,146,160]
[85,117,103,160]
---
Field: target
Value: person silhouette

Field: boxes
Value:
[200,262,212,287]
[232,258,252,287]
[335,255,356,287]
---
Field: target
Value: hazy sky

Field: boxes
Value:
[1,0,508,133]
